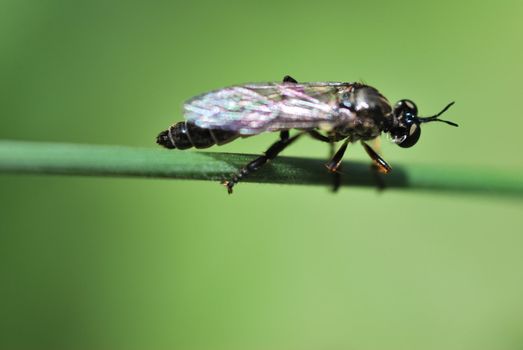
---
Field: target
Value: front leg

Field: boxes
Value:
[361,141,391,191]
[361,141,391,174]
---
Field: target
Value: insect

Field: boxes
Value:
[156,75,458,193]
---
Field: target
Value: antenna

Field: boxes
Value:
[417,102,459,127]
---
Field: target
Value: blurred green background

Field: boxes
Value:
[1,0,522,349]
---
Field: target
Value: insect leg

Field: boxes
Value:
[361,142,392,174]
[308,130,330,142]
[283,75,298,83]
[308,131,342,191]
[223,132,304,194]
[361,141,391,191]
[325,138,349,173]
[329,142,342,192]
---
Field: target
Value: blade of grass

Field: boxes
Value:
[0,140,522,197]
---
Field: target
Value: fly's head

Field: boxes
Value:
[389,99,458,148]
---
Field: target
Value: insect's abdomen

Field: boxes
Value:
[156,121,238,150]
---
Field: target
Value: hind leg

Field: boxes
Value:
[223,131,302,194]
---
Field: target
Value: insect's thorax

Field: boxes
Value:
[332,84,393,141]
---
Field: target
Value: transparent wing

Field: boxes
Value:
[184,82,355,135]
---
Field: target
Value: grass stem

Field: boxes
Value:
[0,140,521,197]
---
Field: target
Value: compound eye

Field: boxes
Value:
[397,122,421,148]
[394,99,418,119]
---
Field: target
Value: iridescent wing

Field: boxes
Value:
[184,82,355,135]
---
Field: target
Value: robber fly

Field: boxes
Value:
[156,75,458,193]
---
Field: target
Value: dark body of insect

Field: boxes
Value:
[157,75,458,193]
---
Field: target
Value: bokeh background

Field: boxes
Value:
[1,1,522,349]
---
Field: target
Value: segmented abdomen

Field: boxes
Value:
[156,121,238,150]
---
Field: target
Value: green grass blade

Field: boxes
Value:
[0,140,522,197]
